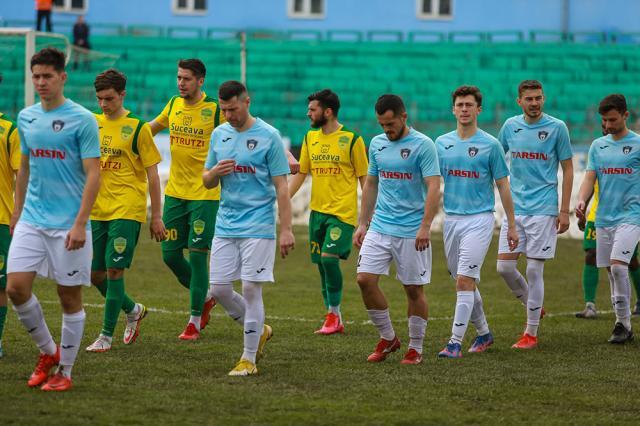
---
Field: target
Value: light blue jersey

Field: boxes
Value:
[17,99,100,230]
[368,128,440,238]
[205,118,289,238]
[436,129,509,215]
[498,113,572,216]
[587,131,640,228]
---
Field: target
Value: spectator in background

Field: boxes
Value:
[35,0,53,32]
[72,16,91,71]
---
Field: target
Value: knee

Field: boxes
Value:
[210,284,231,301]
[526,259,545,281]
[162,249,182,266]
[610,263,628,281]
[496,260,516,276]
[6,283,28,305]
[320,255,339,268]
[357,273,375,291]
[405,285,424,302]
[107,268,124,280]
[91,270,106,286]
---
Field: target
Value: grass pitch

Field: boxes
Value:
[1,227,638,425]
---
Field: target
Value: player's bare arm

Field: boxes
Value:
[273,175,295,258]
[202,159,236,189]
[557,157,574,234]
[148,119,166,136]
[286,150,300,175]
[9,154,30,234]
[146,163,166,241]
[416,175,440,251]
[358,175,366,190]
[288,172,307,198]
[66,157,100,251]
[354,175,378,248]
[576,170,597,220]
[496,176,519,251]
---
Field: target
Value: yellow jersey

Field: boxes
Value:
[91,111,161,223]
[587,180,599,223]
[155,93,224,201]
[299,126,369,226]
[0,112,20,225]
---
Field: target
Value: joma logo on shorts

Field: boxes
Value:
[30,148,66,159]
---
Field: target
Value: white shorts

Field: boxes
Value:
[356,231,431,285]
[209,237,276,283]
[498,215,557,259]
[7,221,92,286]
[596,224,640,268]
[443,213,494,281]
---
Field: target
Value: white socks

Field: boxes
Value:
[189,315,201,331]
[367,308,395,341]
[497,260,529,304]
[450,291,474,344]
[610,264,632,330]
[470,288,490,336]
[13,294,56,355]
[408,315,427,353]
[59,310,86,378]
[211,283,246,325]
[241,281,264,364]
[525,259,545,336]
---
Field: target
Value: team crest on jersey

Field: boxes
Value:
[468,147,479,157]
[121,125,134,139]
[193,219,205,235]
[102,135,113,146]
[246,139,258,150]
[113,237,127,254]
[182,115,193,126]
[338,136,350,149]
[201,108,213,121]
[0,254,4,270]
[52,120,65,132]
[321,144,330,154]
[329,227,342,241]
[623,146,633,155]
[400,148,411,159]
[538,131,549,141]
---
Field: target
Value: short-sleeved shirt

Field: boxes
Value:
[0,112,21,225]
[586,131,640,228]
[299,125,368,226]
[205,118,290,239]
[368,128,440,238]
[436,128,509,215]
[498,113,573,216]
[18,99,100,229]
[91,111,161,223]
[155,93,224,201]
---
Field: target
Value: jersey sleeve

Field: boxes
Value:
[351,136,369,177]
[267,131,290,177]
[17,112,29,155]
[490,140,510,180]
[497,122,510,153]
[205,130,218,169]
[367,138,378,177]
[8,124,21,171]
[136,123,161,168]
[154,98,173,128]
[419,139,440,177]
[78,113,101,159]
[298,133,311,174]
[555,121,573,161]
[586,143,597,171]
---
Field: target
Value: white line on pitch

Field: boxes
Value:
[40,300,614,326]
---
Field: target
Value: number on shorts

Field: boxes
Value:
[310,241,321,254]
[165,228,178,241]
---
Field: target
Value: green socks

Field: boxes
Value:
[318,264,329,308]
[321,256,343,308]
[102,278,125,337]
[0,305,7,341]
[582,264,599,304]
[94,279,136,313]
[630,266,640,301]
[189,251,209,317]
[163,249,191,289]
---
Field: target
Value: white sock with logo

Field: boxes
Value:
[470,288,490,336]
[13,294,57,355]
[497,260,529,305]
[241,281,264,364]
[59,310,86,378]
[611,264,632,330]
[408,315,427,353]
[211,283,246,326]
[525,259,545,336]
[450,291,474,345]
[367,309,395,341]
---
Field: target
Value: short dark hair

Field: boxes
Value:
[218,80,247,101]
[31,47,66,72]
[94,68,127,92]
[452,85,482,107]
[307,89,340,117]
[375,94,406,116]
[518,79,543,96]
[178,58,206,79]
[599,94,627,115]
